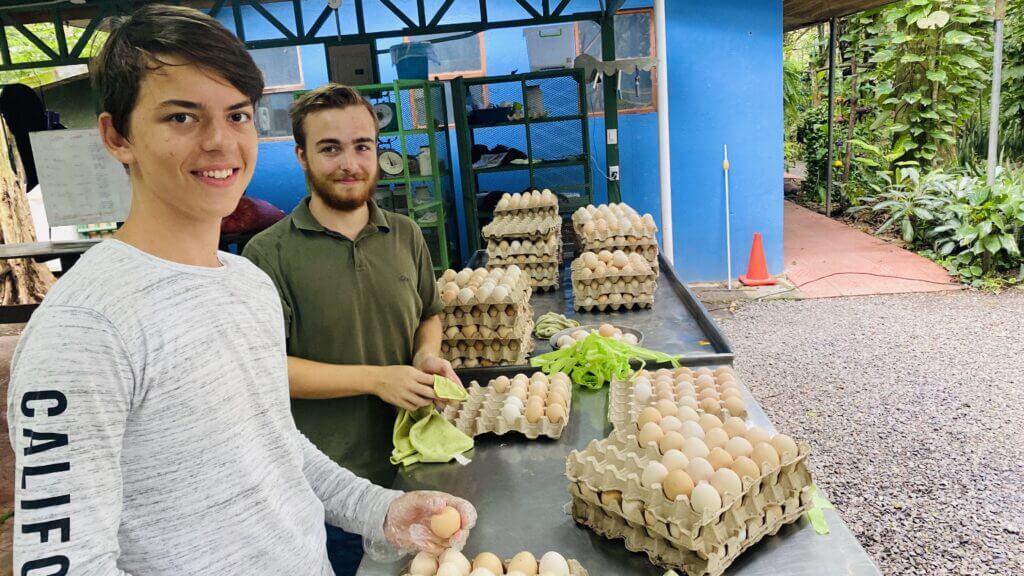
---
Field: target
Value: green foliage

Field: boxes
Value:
[847,166,949,242]
[0,24,107,87]
[845,1,992,166]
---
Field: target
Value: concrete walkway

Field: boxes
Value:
[784,201,962,298]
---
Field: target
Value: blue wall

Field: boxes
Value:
[664,0,784,280]
[228,0,783,281]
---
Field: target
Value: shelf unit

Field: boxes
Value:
[453,69,593,252]
[357,80,459,273]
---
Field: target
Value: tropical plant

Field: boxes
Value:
[846,1,992,166]
[0,24,107,87]
[847,166,952,242]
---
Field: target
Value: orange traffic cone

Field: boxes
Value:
[739,233,776,286]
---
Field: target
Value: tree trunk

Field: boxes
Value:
[843,50,859,186]
[0,119,56,305]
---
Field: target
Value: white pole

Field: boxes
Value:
[654,0,674,264]
[724,145,732,290]
[987,0,1007,185]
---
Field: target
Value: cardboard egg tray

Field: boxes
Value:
[442,317,534,341]
[438,283,532,309]
[403,555,587,576]
[568,491,809,576]
[486,237,562,259]
[483,216,562,240]
[488,253,562,266]
[572,279,658,298]
[492,203,559,218]
[565,427,812,548]
[574,295,654,312]
[441,382,572,439]
[607,377,746,430]
[574,226,658,244]
[443,335,533,358]
[578,239,659,259]
[441,303,533,328]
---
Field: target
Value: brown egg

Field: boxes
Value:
[697,388,720,401]
[700,398,721,415]
[724,436,754,459]
[637,422,664,448]
[507,551,538,576]
[525,402,545,424]
[677,397,700,412]
[710,468,743,499]
[704,427,731,450]
[707,447,734,470]
[771,434,799,463]
[655,399,679,417]
[637,406,662,428]
[723,416,747,438]
[751,442,781,473]
[662,470,695,501]
[430,505,461,539]
[528,381,548,397]
[724,396,747,418]
[659,431,686,454]
[694,374,715,388]
[473,552,505,576]
[730,456,761,481]
[599,489,622,508]
[546,390,569,408]
[546,403,567,423]
[698,413,723,432]
[678,406,700,423]
[745,426,771,446]
[530,371,550,384]
[685,457,715,484]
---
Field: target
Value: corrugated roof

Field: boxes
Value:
[784,0,901,31]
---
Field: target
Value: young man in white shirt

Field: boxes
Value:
[7,6,474,575]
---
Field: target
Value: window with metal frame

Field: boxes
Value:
[576,8,656,115]
[405,33,486,80]
[250,46,304,139]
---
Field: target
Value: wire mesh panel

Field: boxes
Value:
[525,74,581,119]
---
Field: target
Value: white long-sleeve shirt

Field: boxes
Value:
[8,239,402,575]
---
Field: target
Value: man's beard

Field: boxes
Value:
[308,168,377,212]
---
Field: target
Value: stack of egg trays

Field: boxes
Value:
[484,208,562,292]
[606,371,747,431]
[569,257,657,312]
[441,381,572,439]
[440,280,535,369]
[573,229,660,275]
[565,426,813,576]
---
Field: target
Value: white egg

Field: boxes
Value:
[681,421,706,439]
[659,415,683,433]
[501,403,521,423]
[690,482,723,514]
[538,551,570,575]
[661,449,689,472]
[641,461,669,487]
[469,570,496,576]
[437,562,462,576]
[409,551,438,575]
[632,381,652,404]
[504,395,524,410]
[439,550,471,576]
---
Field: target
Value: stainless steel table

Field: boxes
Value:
[358,275,880,575]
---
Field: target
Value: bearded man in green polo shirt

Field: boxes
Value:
[243,83,458,576]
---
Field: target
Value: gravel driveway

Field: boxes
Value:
[718,290,1024,576]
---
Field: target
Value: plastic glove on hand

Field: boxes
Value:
[383,491,477,555]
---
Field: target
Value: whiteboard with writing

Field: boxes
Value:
[29,128,131,227]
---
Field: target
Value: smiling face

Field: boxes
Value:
[98,55,258,225]
[296,105,379,212]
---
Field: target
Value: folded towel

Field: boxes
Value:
[390,376,473,467]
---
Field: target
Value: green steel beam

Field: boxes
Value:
[379,0,416,29]
[231,0,246,43]
[52,8,67,57]
[428,0,455,28]
[552,0,571,17]
[70,4,105,57]
[208,0,227,18]
[355,0,365,35]
[247,0,296,41]
[0,13,58,61]
[514,0,541,19]
[0,25,9,67]
[416,0,425,27]
[602,12,621,203]
[306,4,332,38]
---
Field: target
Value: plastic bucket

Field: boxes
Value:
[390,42,436,80]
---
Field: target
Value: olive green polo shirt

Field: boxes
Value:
[243,197,442,486]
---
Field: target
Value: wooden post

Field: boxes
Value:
[0,119,55,305]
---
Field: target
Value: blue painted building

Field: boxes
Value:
[218,0,783,282]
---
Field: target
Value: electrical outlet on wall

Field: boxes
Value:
[609,166,620,181]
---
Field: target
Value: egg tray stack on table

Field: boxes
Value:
[441,371,572,439]
[483,190,562,292]
[404,548,588,576]
[438,266,534,369]
[570,249,657,312]
[607,366,749,430]
[572,203,659,275]
[564,367,814,576]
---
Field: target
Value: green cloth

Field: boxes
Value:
[391,376,473,467]
[805,483,835,535]
[243,197,443,486]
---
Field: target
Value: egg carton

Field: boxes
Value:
[487,253,563,266]
[606,372,746,430]
[571,281,658,299]
[569,490,809,576]
[441,303,533,328]
[439,285,532,310]
[578,240,659,259]
[565,427,812,551]
[483,216,562,240]
[443,340,534,363]
[442,317,534,341]
[439,269,533,291]
[492,262,561,282]
[570,257,657,277]
[404,554,587,576]
[441,382,572,439]
[493,204,560,218]
[528,278,561,292]
[574,295,654,312]
[486,236,561,259]
[450,355,530,369]
[574,226,659,244]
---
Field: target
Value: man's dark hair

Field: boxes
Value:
[289,83,377,148]
[92,4,264,138]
